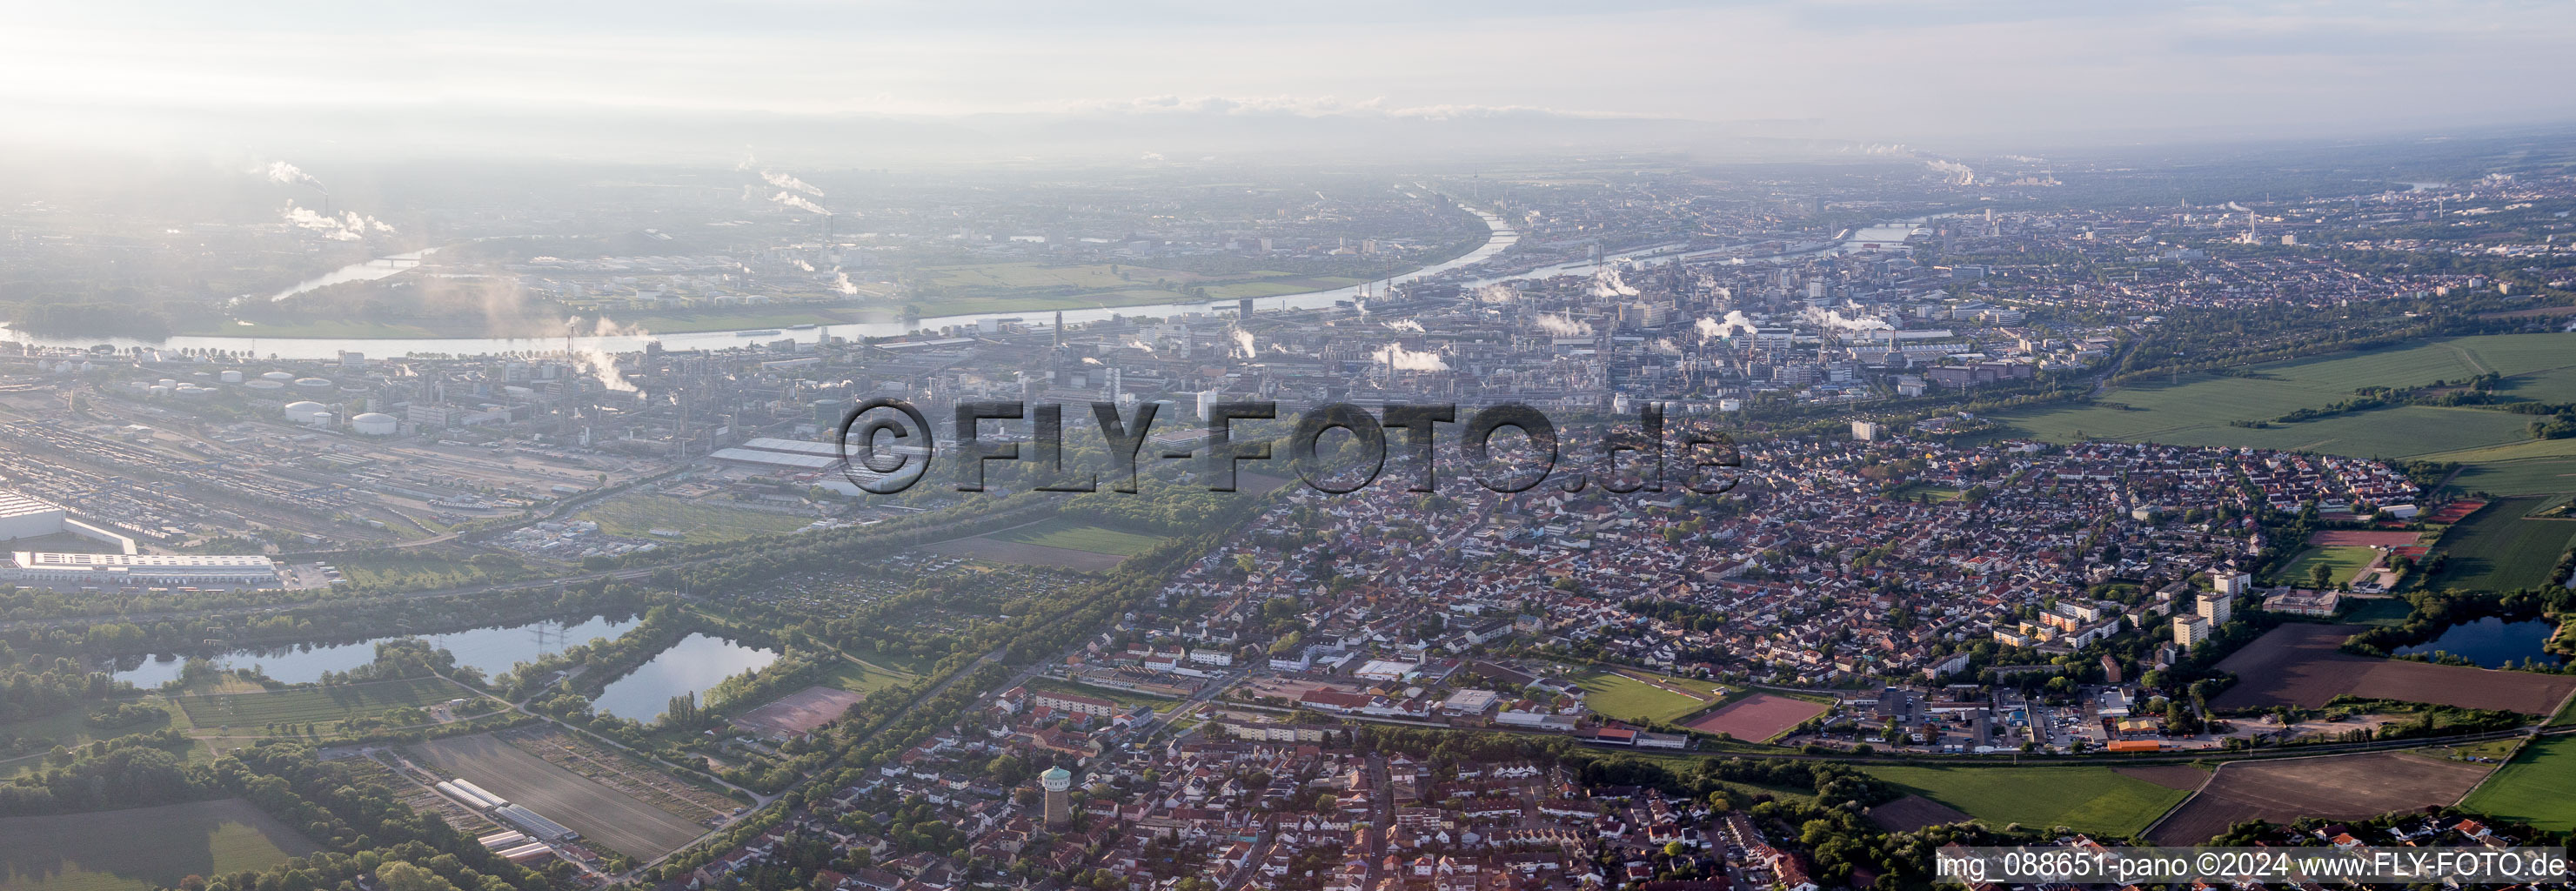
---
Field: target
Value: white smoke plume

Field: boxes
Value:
[1589,265,1640,298]
[580,316,652,338]
[1081,357,1103,365]
[771,191,831,215]
[1474,284,1518,305]
[793,258,815,271]
[1800,306,1893,331]
[1385,318,1424,332]
[1649,338,1682,356]
[569,348,637,392]
[280,201,392,241]
[1126,339,1156,352]
[262,161,325,192]
[761,171,824,197]
[1231,328,1257,358]
[1534,312,1592,337]
[1924,158,1975,186]
[1698,311,1757,340]
[831,270,858,295]
[1372,344,1449,372]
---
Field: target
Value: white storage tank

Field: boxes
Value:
[260,371,295,382]
[351,412,398,436]
[283,400,331,425]
[219,370,244,383]
[293,377,333,390]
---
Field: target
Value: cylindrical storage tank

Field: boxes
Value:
[283,400,330,425]
[157,379,177,387]
[260,371,295,381]
[219,370,244,383]
[351,412,398,436]
[293,377,332,390]
[244,379,284,392]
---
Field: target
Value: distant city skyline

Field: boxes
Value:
[3,0,2572,161]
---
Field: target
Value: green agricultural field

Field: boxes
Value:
[2463,735,2576,830]
[2419,437,2576,496]
[1570,669,1720,724]
[0,799,322,891]
[1988,333,2576,461]
[0,698,187,779]
[331,552,506,589]
[577,493,815,544]
[823,658,920,696]
[2430,496,2576,593]
[2340,597,2416,627]
[173,677,467,729]
[987,519,1168,556]
[1860,764,2191,837]
[2272,546,2379,586]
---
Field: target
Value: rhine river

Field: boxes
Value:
[0,210,1914,360]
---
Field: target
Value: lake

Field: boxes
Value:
[110,613,641,687]
[589,632,779,722]
[2392,616,2565,668]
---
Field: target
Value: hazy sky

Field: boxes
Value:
[4,0,2572,158]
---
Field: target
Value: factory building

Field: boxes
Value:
[5,552,283,589]
[0,492,68,541]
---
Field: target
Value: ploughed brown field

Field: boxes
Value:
[411,733,709,860]
[2148,751,2492,845]
[1684,693,1829,742]
[2209,624,2576,714]
[1867,794,1973,832]
[733,684,866,735]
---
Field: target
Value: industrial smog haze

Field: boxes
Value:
[0,3,2574,891]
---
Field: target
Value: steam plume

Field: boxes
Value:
[1372,344,1449,372]
[761,171,824,197]
[1534,313,1592,337]
[262,161,326,192]
[1589,265,1640,298]
[771,191,831,215]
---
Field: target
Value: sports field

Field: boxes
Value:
[576,493,813,544]
[1859,764,2191,837]
[2465,735,2576,829]
[986,519,1168,556]
[172,676,468,728]
[1570,669,1722,724]
[2430,496,2576,592]
[1683,692,1828,742]
[732,684,866,735]
[411,732,708,860]
[0,799,321,891]
[2272,546,2379,586]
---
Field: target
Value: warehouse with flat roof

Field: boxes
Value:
[0,492,68,541]
[6,551,282,588]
